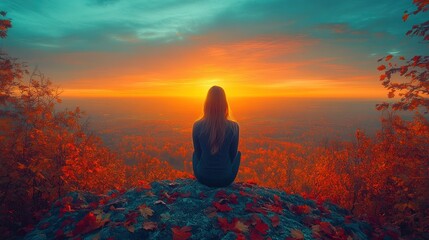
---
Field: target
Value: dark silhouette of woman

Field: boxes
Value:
[192,86,241,188]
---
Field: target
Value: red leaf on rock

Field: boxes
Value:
[72,212,102,236]
[229,193,238,204]
[254,217,269,235]
[236,233,246,240]
[264,203,283,213]
[270,215,280,227]
[125,211,139,226]
[161,191,179,204]
[245,202,267,214]
[319,221,335,236]
[143,221,158,231]
[217,217,237,232]
[250,229,264,240]
[172,226,192,240]
[213,202,232,212]
[215,190,228,199]
[292,205,312,215]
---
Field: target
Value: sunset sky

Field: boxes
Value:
[0,0,425,98]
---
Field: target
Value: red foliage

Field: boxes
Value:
[376,1,429,112]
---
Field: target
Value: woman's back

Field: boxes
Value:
[192,86,241,188]
[193,119,239,171]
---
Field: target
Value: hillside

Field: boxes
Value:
[25,178,392,240]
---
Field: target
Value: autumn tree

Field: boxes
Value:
[377,0,429,112]
[0,11,126,237]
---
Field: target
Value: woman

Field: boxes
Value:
[192,86,241,188]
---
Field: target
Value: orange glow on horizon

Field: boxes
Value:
[52,34,386,99]
[61,80,386,99]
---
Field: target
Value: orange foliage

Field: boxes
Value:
[232,112,429,237]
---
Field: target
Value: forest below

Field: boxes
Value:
[1,2,429,239]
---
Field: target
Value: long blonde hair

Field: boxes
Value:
[201,86,229,154]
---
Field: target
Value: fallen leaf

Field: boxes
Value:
[72,211,106,236]
[143,221,158,231]
[203,206,217,218]
[217,217,237,232]
[236,233,246,240]
[125,211,139,226]
[250,229,264,240]
[273,194,281,205]
[235,220,249,233]
[270,215,280,227]
[126,224,135,233]
[312,224,322,238]
[213,202,232,212]
[290,229,304,239]
[319,221,335,236]
[139,204,154,218]
[263,203,283,213]
[254,218,269,235]
[229,193,238,204]
[172,226,192,240]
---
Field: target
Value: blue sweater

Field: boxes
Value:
[192,119,241,187]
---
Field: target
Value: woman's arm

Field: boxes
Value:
[229,122,239,162]
[192,122,202,160]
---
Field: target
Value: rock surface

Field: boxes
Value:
[25,178,375,240]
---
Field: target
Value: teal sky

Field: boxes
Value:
[0,0,426,97]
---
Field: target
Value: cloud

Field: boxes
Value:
[1,0,427,98]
